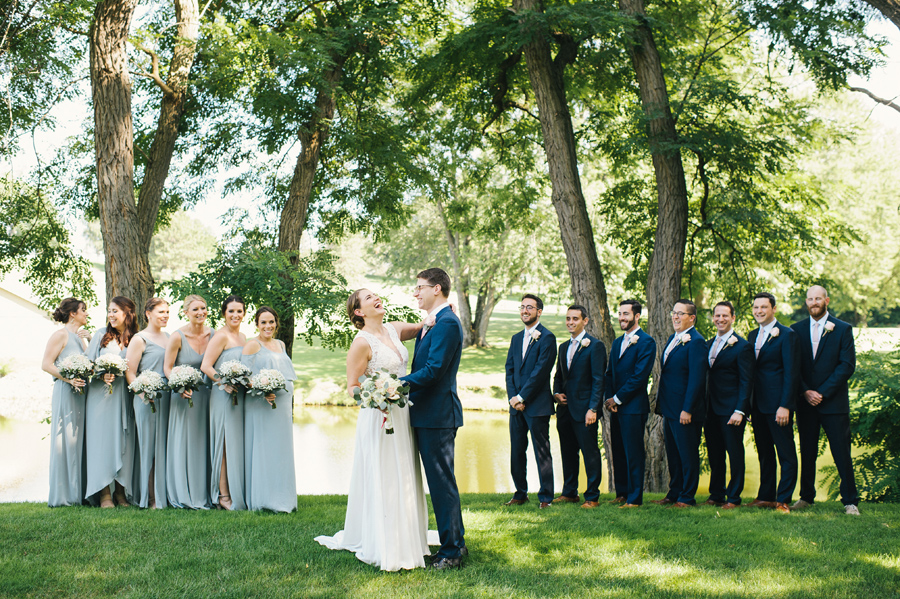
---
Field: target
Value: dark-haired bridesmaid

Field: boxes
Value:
[85,296,138,508]
[242,307,297,512]
[41,298,90,507]
[201,295,248,510]
[126,298,170,509]
[165,294,213,509]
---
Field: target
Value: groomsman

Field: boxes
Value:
[504,294,557,509]
[604,300,656,508]
[703,301,754,509]
[790,285,859,515]
[653,299,708,508]
[746,292,798,514]
[552,305,607,508]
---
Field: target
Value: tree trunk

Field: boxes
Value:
[137,0,200,256]
[276,59,345,355]
[434,194,477,346]
[474,285,500,347]
[512,0,616,352]
[863,0,900,31]
[619,0,691,492]
[90,0,154,312]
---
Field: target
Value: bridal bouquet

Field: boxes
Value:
[168,365,204,408]
[248,369,287,409]
[57,354,93,394]
[215,360,253,406]
[93,354,128,395]
[353,371,411,434]
[128,370,167,413]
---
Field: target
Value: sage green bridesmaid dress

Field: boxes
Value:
[132,332,170,508]
[209,345,246,509]
[48,330,87,507]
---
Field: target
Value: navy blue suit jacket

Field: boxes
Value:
[604,329,655,415]
[505,323,557,418]
[791,315,856,414]
[403,305,464,429]
[552,335,607,422]
[706,333,754,416]
[747,322,798,414]
[657,328,708,421]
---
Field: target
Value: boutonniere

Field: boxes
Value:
[726,336,738,347]
[580,338,591,348]
[823,321,835,335]
[424,315,436,328]
[679,332,691,345]
[528,329,542,345]
[628,335,639,347]
[769,327,780,339]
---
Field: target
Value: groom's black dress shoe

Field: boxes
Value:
[426,547,468,563]
[430,557,462,570]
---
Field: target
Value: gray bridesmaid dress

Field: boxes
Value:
[166,330,212,509]
[209,346,246,509]
[84,327,137,505]
[132,333,170,508]
[48,330,87,507]
[242,343,297,512]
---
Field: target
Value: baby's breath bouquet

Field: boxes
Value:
[128,370,167,413]
[57,354,94,394]
[353,370,411,434]
[168,365,203,408]
[93,354,128,395]
[248,369,287,409]
[216,360,253,406]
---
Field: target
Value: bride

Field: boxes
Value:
[315,289,437,571]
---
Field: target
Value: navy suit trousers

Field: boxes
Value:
[415,427,465,559]
[704,414,747,504]
[751,411,798,504]
[664,417,701,504]
[610,412,647,505]
[510,412,554,503]
[556,406,602,501]
[797,404,859,506]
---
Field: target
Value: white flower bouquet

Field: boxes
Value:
[57,354,94,394]
[168,365,204,408]
[215,360,253,406]
[353,370,411,434]
[129,370,167,413]
[93,354,128,395]
[248,369,287,409]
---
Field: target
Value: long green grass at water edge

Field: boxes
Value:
[1,495,899,599]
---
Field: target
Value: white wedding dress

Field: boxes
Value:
[314,326,438,571]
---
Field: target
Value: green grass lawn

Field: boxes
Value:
[2,495,898,598]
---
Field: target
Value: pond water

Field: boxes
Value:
[1,406,838,502]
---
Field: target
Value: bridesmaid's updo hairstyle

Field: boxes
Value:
[181,294,207,315]
[346,290,365,330]
[101,296,138,348]
[52,298,85,324]
[144,297,168,319]
[254,306,279,332]
[221,295,246,316]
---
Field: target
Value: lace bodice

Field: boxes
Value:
[357,325,408,377]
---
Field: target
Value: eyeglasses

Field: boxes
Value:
[412,284,436,294]
[669,311,693,317]
[519,305,538,312]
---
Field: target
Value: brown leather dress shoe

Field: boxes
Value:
[504,497,529,506]
[539,502,552,509]
[551,495,579,504]
[703,498,725,507]
[722,502,739,509]
[609,496,626,504]
[580,501,600,509]
[651,498,676,505]
[671,502,692,508]
[619,503,640,509]
[746,499,776,508]
[775,502,791,514]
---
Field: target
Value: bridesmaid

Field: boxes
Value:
[242,307,297,512]
[125,298,170,509]
[41,298,90,507]
[85,296,138,508]
[201,295,247,511]
[165,294,214,509]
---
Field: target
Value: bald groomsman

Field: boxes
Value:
[747,292,798,514]
[790,285,859,515]
[703,301,754,509]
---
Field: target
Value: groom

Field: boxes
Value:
[402,267,467,570]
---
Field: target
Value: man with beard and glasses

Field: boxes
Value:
[604,300,656,508]
[504,294,557,509]
[790,286,859,515]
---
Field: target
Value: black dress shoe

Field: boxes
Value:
[430,557,462,570]
[427,547,468,563]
